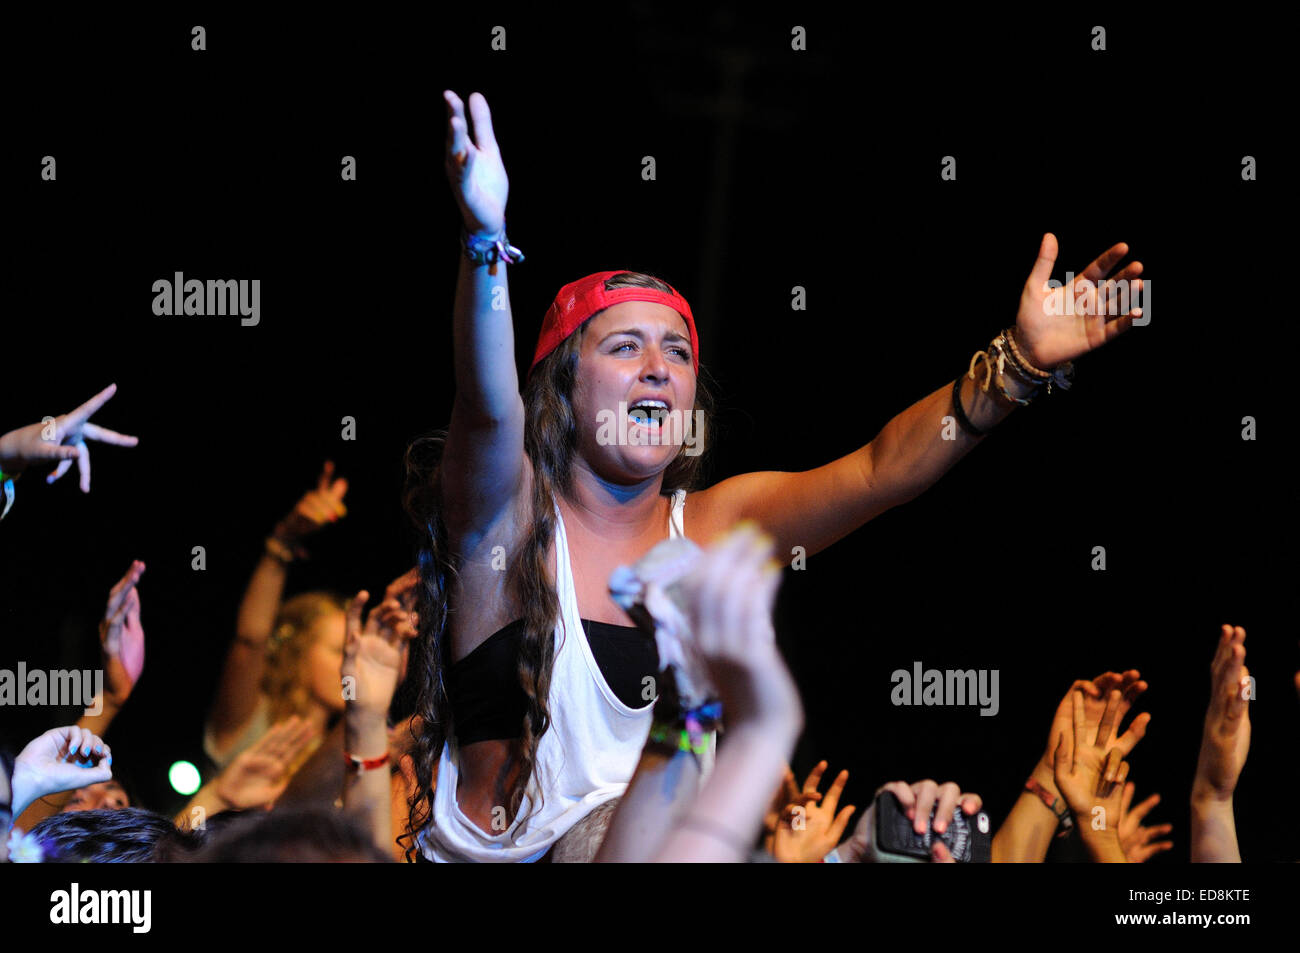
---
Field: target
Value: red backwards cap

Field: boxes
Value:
[531,271,699,375]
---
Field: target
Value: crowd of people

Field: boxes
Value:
[1,90,1289,864]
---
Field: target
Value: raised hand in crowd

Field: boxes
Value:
[762,766,819,856]
[207,462,351,768]
[1052,688,1141,863]
[0,383,138,497]
[444,89,508,239]
[15,562,148,829]
[341,582,420,855]
[178,716,321,829]
[1013,235,1144,370]
[1118,782,1173,863]
[99,560,146,716]
[271,461,349,558]
[993,671,1147,862]
[1191,624,1251,863]
[769,761,855,863]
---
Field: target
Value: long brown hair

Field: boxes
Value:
[263,591,350,724]
[401,272,713,859]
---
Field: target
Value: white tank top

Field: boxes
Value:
[419,488,688,862]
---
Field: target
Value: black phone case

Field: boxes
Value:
[871,791,991,863]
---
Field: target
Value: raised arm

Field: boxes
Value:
[0,383,138,511]
[439,90,528,536]
[340,587,419,856]
[1191,625,1250,863]
[693,236,1144,556]
[993,672,1148,862]
[206,464,347,756]
[176,716,319,830]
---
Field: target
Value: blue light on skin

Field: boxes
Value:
[168,760,202,796]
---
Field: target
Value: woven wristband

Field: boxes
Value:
[461,225,525,267]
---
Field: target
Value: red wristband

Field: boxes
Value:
[1025,777,1074,835]
[344,751,390,774]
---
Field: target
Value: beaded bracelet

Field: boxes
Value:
[994,335,1043,387]
[1004,327,1075,394]
[1003,327,1051,380]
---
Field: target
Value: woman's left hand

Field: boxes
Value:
[1013,233,1145,369]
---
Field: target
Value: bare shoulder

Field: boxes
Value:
[684,471,777,542]
[684,480,742,544]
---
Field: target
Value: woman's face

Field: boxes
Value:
[572,301,697,483]
[305,610,348,713]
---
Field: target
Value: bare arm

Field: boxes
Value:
[992,761,1064,863]
[440,252,528,534]
[594,748,701,862]
[655,720,797,863]
[339,586,418,855]
[994,673,1148,862]
[1190,625,1250,863]
[208,465,348,753]
[439,90,528,537]
[344,716,392,855]
[207,551,288,746]
[695,373,1025,555]
[175,717,319,829]
[23,562,149,821]
[693,237,1144,556]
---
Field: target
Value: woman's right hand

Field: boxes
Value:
[443,90,508,236]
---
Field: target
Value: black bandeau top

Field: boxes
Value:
[446,618,658,745]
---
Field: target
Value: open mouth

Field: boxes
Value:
[628,399,669,428]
